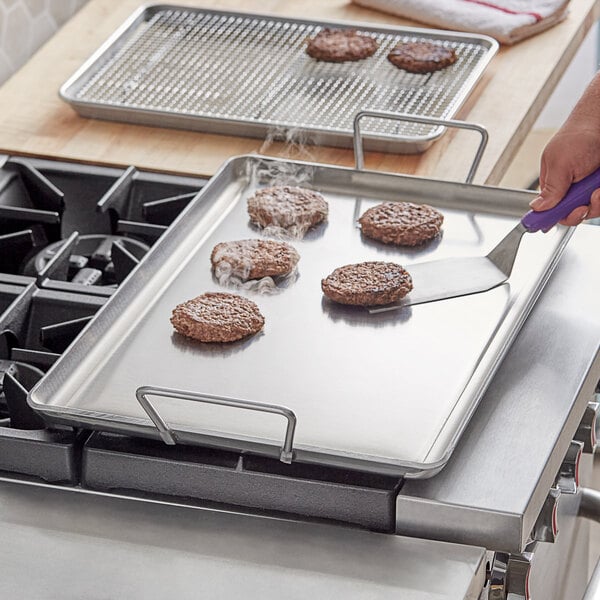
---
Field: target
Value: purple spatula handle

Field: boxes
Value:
[521,167,600,232]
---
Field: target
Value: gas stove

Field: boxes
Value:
[1,155,599,600]
[0,156,208,486]
[0,155,403,533]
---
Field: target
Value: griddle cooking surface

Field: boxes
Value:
[29,157,570,476]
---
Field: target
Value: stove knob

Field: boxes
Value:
[488,550,534,600]
[507,550,534,600]
[488,552,509,600]
[555,440,583,494]
[530,487,560,543]
[574,401,599,453]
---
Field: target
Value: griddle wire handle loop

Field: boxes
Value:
[135,385,297,464]
[353,111,489,184]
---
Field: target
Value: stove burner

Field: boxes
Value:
[0,357,81,484]
[0,156,208,484]
[0,359,45,428]
[22,234,150,286]
[0,283,105,367]
[0,359,18,403]
[0,157,205,284]
[0,160,63,250]
[0,227,49,275]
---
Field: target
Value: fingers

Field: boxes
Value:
[589,188,600,219]
[558,206,589,226]
[556,188,600,225]
[559,189,600,226]
[530,146,574,210]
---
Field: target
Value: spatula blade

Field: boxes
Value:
[369,257,508,313]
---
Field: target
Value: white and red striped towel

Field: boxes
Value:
[351,0,570,44]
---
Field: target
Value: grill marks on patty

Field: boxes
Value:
[359,202,444,246]
[247,186,328,234]
[387,41,457,73]
[322,261,413,306]
[170,292,265,343]
[306,28,379,62]
[211,239,300,281]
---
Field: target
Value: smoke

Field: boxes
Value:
[246,129,323,241]
[213,264,299,295]
[211,240,300,295]
[247,152,315,190]
[258,125,318,163]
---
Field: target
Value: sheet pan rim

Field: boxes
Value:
[27,154,566,478]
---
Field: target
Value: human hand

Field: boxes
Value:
[529,127,600,225]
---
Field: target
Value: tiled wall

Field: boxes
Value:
[0,0,89,84]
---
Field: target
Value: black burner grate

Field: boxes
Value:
[0,156,207,483]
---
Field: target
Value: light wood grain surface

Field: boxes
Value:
[0,0,597,184]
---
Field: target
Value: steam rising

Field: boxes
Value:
[261,221,313,242]
[247,127,324,241]
[212,127,319,293]
[213,263,299,295]
[258,125,318,164]
[211,239,300,295]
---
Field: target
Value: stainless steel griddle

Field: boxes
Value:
[59,5,498,152]
[28,144,571,477]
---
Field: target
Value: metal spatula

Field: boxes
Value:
[370,167,599,313]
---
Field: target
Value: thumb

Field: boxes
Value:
[530,155,574,211]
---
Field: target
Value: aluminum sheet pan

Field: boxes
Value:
[28,156,571,477]
[59,5,498,153]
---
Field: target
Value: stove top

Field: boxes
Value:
[0,155,402,532]
[3,156,598,558]
[0,156,214,486]
[0,158,200,287]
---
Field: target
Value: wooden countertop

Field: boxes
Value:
[0,0,597,184]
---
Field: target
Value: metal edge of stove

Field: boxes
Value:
[78,432,403,533]
[0,470,333,527]
[395,225,600,553]
[27,154,572,479]
[396,351,600,554]
[0,478,487,600]
[58,4,498,153]
[0,463,401,535]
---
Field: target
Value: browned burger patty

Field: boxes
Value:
[306,28,379,63]
[321,261,413,306]
[387,41,457,73]
[247,186,328,231]
[170,292,264,343]
[358,201,443,246]
[210,239,300,281]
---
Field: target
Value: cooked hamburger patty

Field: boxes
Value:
[170,292,264,343]
[358,201,443,246]
[211,239,300,281]
[247,186,328,231]
[321,261,413,306]
[387,41,457,73]
[306,28,379,62]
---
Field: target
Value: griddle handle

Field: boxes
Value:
[352,111,489,184]
[135,385,297,463]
